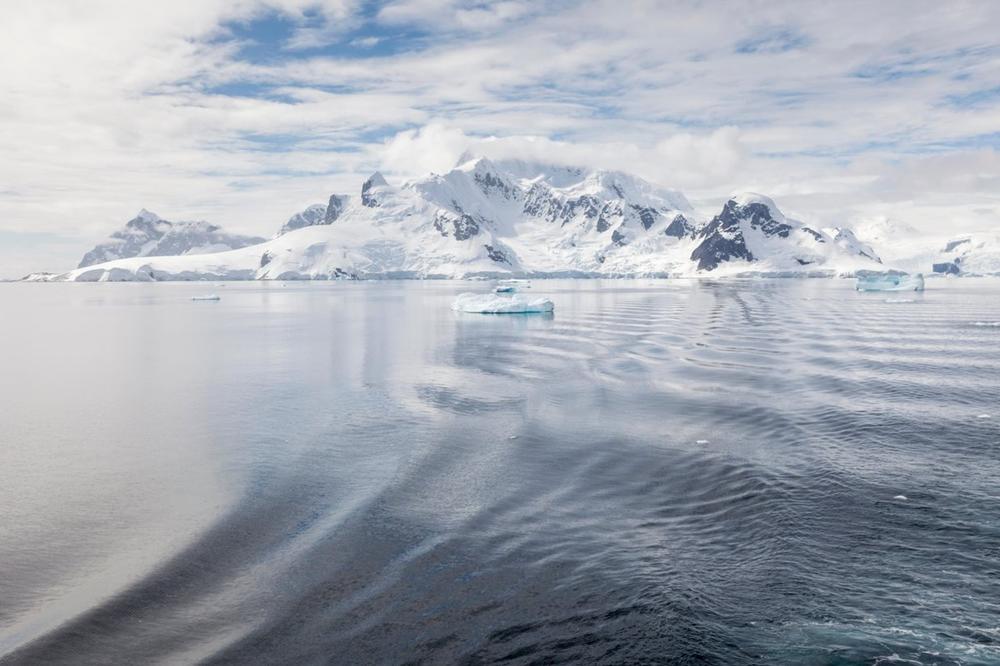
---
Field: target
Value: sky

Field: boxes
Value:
[2,0,999,278]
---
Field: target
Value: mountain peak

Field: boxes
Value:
[729,191,782,213]
[454,149,478,168]
[364,171,388,188]
[362,172,389,207]
[135,208,161,222]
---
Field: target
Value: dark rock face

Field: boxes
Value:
[324,195,345,224]
[484,244,510,264]
[690,223,752,271]
[433,208,482,240]
[664,214,694,238]
[453,215,480,240]
[276,193,345,235]
[801,227,825,242]
[474,171,517,200]
[737,202,793,237]
[944,239,970,253]
[691,199,789,271]
[361,172,387,207]
[260,250,274,267]
[279,204,328,235]
[611,227,627,246]
[522,187,604,227]
[630,205,659,230]
[690,198,806,271]
[933,261,961,275]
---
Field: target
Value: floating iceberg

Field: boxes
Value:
[856,273,925,292]
[452,292,554,314]
[191,294,221,301]
[494,285,517,293]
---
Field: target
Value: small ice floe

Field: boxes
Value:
[191,294,221,301]
[977,414,992,419]
[453,292,554,314]
[893,495,908,501]
[856,273,925,292]
[884,298,915,304]
[494,285,517,294]
[508,434,519,440]
[973,321,1000,327]
[696,439,710,445]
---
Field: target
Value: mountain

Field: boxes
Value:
[928,233,1000,275]
[52,158,884,281]
[275,194,348,236]
[689,193,881,272]
[852,216,919,252]
[77,209,265,268]
[845,215,1000,275]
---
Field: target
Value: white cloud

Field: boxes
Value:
[1,0,1000,277]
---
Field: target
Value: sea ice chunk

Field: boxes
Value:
[856,273,925,292]
[191,294,221,301]
[453,292,554,314]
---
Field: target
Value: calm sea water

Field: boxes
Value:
[1,279,999,665]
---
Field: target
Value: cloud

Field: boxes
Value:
[378,123,748,190]
[2,0,1000,276]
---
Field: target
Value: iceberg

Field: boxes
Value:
[452,292,554,314]
[494,285,517,293]
[856,273,925,292]
[191,294,221,301]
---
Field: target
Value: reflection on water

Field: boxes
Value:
[1,279,999,665]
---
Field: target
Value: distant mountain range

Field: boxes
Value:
[26,157,1000,281]
[77,209,265,268]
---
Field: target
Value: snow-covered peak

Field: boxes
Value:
[727,192,788,224]
[77,212,265,268]
[485,158,588,189]
[361,172,391,207]
[136,208,161,223]
[365,171,388,188]
[278,203,328,236]
[851,216,918,246]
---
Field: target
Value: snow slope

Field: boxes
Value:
[52,158,885,281]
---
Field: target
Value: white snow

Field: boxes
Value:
[730,191,786,222]
[37,158,978,283]
[452,292,554,314]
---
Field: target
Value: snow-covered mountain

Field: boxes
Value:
[846,215,1000,276]
[77,209,265,268]
[689,193,882,272]
[928,233,1000,275]
[50,158,885,281]
[852,216,919,252]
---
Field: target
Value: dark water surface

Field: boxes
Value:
[2,279,999,665]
